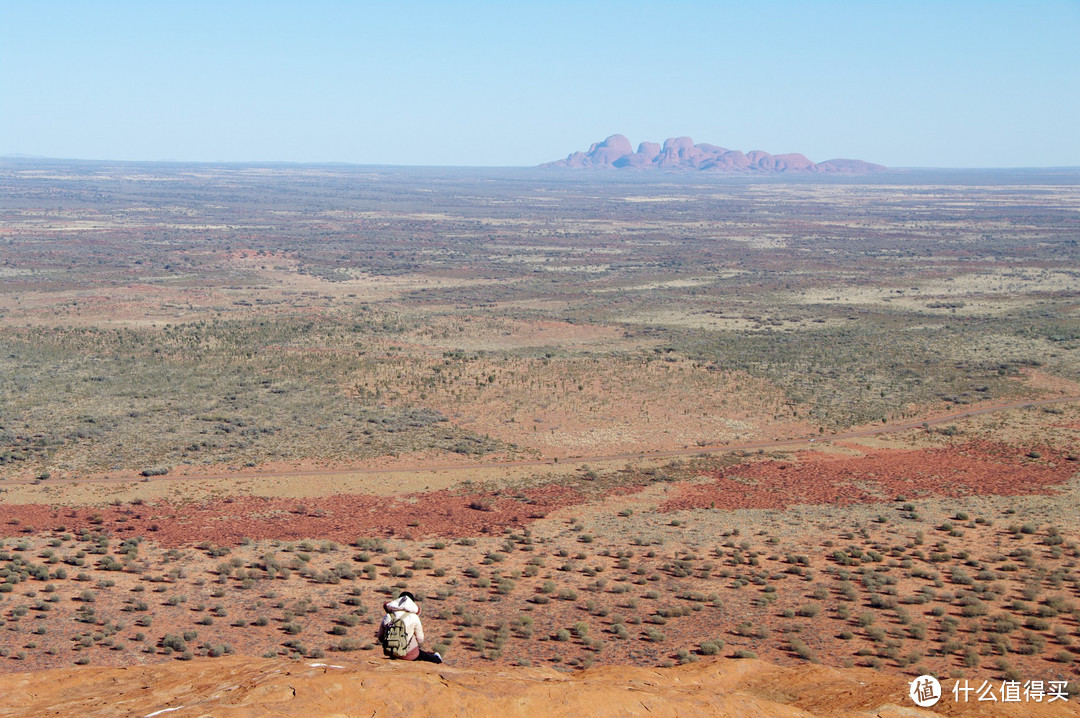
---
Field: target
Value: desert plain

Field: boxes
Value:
[0,160,1079,715]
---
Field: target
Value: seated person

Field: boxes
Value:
[377,590,442,664]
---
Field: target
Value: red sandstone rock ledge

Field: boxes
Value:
[0,655,1076,717]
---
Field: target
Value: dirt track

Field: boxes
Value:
[6,395,1075,488]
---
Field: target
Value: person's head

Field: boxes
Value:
[399,590,415,602]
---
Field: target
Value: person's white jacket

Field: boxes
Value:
[377,594,424,659]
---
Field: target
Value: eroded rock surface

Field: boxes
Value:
[0,656,1074,717]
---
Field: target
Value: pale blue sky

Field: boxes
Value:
[2,1,1078,167]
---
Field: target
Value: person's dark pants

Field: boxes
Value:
[397,646,441,663]
[415,649,441,663]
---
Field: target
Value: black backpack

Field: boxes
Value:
[382,614,410,658]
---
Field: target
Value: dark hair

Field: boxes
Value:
[399,590,415,601]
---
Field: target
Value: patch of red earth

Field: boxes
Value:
[4,442,1073,546]
[0,484,583,548]
[661,441,1077,512]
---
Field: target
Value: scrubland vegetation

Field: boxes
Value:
[2,163,1078,477]
[1,161,1078,689]
[0,497,1078,692]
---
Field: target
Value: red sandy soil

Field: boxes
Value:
[662,441,1077,512]
[0,484,583,548]
[0,439,1076,695]
[1,441,1072,547]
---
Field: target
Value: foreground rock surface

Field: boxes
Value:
[0,655,1074,717]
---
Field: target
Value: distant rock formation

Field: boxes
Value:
[544,135,885,173]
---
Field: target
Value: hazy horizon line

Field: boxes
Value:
[4,154,1080,173]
